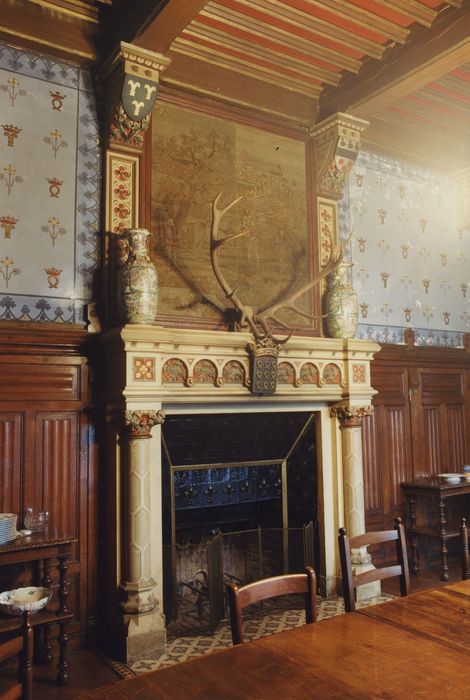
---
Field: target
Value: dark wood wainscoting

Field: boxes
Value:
[363,342,470,539]
[0,323,96,647]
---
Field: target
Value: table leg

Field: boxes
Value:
[409,495,419,574]
[57,621,69,685]
[41,558,53,664]
[439,497,449,581]
[56,555,69,684]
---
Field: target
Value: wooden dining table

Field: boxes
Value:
[83,580,470,699]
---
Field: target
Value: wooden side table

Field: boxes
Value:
[401,478,470,581]
[0,530,76,684]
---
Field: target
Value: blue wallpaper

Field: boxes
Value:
[0,42,100,324]
[339,150,469,346]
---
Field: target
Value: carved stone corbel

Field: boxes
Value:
[101,42,171,150]
[310,113,369,274]
[311,113,369,201]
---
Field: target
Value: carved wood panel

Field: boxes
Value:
[364,347,470,537]
[0,325,92,647]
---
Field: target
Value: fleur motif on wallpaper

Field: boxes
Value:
[355,173,364,187]
[440,253,447,266]
[0,165,23,195]
[403,308,412,323]
[401,242,410,259]
[45,267,62,288]
[398,211,410,231]
[41,217,66,246]
[43,129,68,158]
[0,257,21,288]
[398,184,406,199]
[422,306,434,324]
[47,177,63,197]
[419,218,427,234]
[401,274,412,291]
[354,200,367,221]
[441,280,450,294]
[443,311,451,326]
[378,209,386,224]
[0,216,18,239]
[378,238,390,252]
[359,303,369,319]
[461,311,470,327]
[422,278,430,294]
[357,237,366,252]
[0,78,27,107]
[419,246,429,259]
[50,91,66,111]
[2,124,21,147]
[380,272,389,288]
[380,302,392,322]
[461,283,468,299]
[358,266,369,282]
[458,228,464,241]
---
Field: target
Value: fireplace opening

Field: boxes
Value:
[161,411,318,632]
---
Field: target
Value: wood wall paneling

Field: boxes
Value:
[0,324,92,646]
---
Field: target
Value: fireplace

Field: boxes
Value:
[101,325,380,662]
[161,411,317,630]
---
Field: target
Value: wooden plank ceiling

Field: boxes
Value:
[2,0,469,166]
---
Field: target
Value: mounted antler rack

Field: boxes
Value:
[210,192,350,395]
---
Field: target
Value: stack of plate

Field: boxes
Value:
[0,514,18,545]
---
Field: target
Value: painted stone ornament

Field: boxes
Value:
[117,228,158,324]
[326,263,358,339]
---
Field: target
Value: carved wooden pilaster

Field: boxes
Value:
[310,113,368,272]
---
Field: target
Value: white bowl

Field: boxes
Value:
[0,587,51,616]
[437,473,462,484]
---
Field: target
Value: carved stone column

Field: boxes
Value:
[330,402,378,600]
[100,42,171,324]
[121,408,165,662]
[310,114,369,329]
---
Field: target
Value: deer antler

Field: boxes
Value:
[210,191,351,345]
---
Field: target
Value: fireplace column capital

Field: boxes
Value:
[119,407,165,663]
[330,403,374,429]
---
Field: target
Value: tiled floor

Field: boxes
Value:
[116,592,395,677]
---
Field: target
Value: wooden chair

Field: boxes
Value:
[460,517,470,580]
[226,566,316,645]
[338,517,410,612]
[0,612,33,700]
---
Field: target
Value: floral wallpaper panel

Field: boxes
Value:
[0,42,100,323]
[339,151,470,346]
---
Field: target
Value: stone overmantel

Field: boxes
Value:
[101,325,380,407]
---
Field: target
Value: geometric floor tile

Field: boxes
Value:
[115,593,395,676]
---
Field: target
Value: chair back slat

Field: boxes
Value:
[338,518,409,612]
[461,518,470,580]
[226,567,316,645]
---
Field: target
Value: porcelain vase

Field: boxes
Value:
[326,263,358,339]
[117,228,158,324]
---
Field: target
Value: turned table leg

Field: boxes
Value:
[40,558,53,664]
[439,497,449,582]
[56,555,70,684]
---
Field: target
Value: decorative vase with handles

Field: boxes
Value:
[117,228,158,324]
[326,262,358,338]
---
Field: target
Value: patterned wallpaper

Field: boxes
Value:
[0,42,100,324]
[339,150,470,346]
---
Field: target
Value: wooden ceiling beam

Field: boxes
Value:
[128,0,210,53]
[308,0,409,43]
[370,0,437,27]
[319,4,470,120]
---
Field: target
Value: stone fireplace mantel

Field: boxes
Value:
[100,324,380,663]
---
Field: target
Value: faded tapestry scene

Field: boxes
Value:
[151,102,311,330]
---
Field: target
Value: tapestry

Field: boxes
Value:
[151,102,310,330]
[0,42,100,324]
[339,151,469,346]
